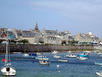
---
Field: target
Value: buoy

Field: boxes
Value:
[8,60,11,62]
[2,58,6,62]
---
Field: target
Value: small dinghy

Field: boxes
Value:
[53,55,61,59]
[66,54,76,58]
[77,56,88,60]
[39,60,49,65]
[35,56,49,61]
[58,59,68,62]
[23,53,29,57]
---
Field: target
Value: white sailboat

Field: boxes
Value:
[1,31,16,76]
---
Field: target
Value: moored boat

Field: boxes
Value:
[77,56,88,60]
[52,50,58,54]
[58,59,68,62]
[23,53,29,57]
[96,72,102,76]
[53,55,61,59]
[66,54,76,58]
[39,60,49,65]
[35,56,49,61]
[1,31,16,76]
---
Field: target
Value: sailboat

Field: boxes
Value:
[1,31,16,76]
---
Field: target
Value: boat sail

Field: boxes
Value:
[1,30,16,76]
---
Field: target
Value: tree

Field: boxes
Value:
[9,40,16,44]
[39,40,44,44]
[61,40,66,45]
[18,39,29,44]
[0,39,4,43]
[68,40,78,45]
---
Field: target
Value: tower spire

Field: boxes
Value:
[34,21,40,32]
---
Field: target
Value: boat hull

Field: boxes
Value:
[77,57,88,60]
[1,66,16,76]
[66,54,76,58]
[39,60,49,65]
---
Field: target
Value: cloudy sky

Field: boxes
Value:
[0,0,102,39]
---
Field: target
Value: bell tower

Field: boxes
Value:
[34,22,40,32]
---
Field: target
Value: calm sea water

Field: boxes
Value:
[0,52,102,77]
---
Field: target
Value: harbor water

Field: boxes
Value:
[0,52,102,77]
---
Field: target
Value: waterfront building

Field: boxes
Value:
[30,22,40,33]
[0,27,101,45]
[74,32,101,45]
[58,31,74,44]
[10,29,22,40]
[20,30,41,44]
[0,28,16,40]
[41,29,61,44]
[0,28,7,39]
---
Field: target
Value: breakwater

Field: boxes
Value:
[0,44,95,53]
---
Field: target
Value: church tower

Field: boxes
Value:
[34,22,40,32]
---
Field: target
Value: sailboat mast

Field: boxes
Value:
[5,31,8,65]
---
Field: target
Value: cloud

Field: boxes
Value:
[28,0,102,20]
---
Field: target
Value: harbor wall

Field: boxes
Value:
[0,44,94,53]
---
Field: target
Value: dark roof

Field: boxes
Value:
[22,30,36,37]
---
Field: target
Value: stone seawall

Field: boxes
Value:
[0,44,94,53]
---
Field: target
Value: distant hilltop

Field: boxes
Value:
[0,23,101,45]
